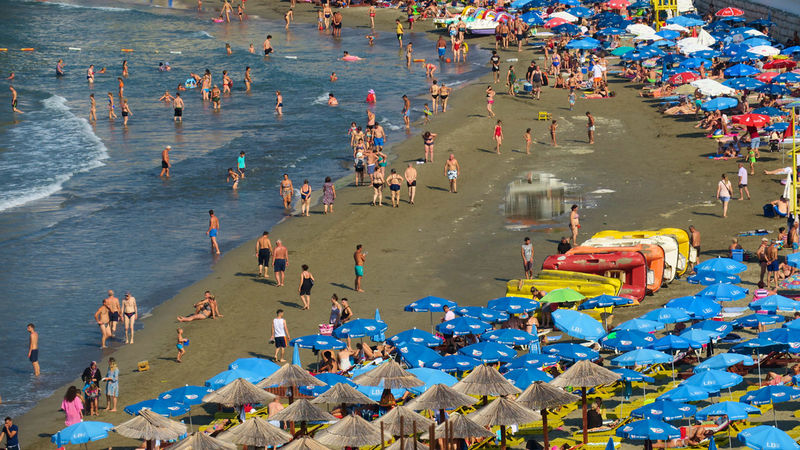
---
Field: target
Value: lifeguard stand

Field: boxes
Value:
[652,0,678,30]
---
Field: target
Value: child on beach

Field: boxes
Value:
[748,148,757,175]
[493,120,503,154]
[176,328,188,363]
[550,120,558,147]
[568,89,576,111]
[423,103,432,123]
[84,380,100,416]
[238,151,246,178]
[524,128,532,155]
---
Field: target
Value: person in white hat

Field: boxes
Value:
[160,145,171,178]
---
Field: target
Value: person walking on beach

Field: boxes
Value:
[299,179,312,217]
[737,162,751,200]
[569,204,580,246]
[27,323,39,376]
[405,163,417,205]
[521,237,534,279]
[402,95,411,129]
[298,264,315,310]
[176,328,188,363]
[273,240,289,287]
[94,300,112,349]
[280,174,294,211]
[422,131,437,162]
[373,123,386,152]
[406,43,413,68]
[354,244,366,292]
[160,145,171,178]
[396,19,404,48]
[207,209,220,254]
[1,417,19,450]
[173,92,183,122]
[371,167,384,206]
[271,309,290,362]
[102,357,119,411]
[105,290,121,337]
[444,153,460,194]
[257,231,273,278]
[716,173,733,218]
[61,386,84,426]
[490,51,501,83]
[387,169,403,208]
[550,120,558,147]
[322,176,336,214]
[524,128,532,155]
[586,111,595,144]
[493,120,504,154]
[688,225,701,271]
[122,292,137,344]
[368,4,376,29]
[89,94,96,122]
[486,86,496,118]
[331,10,342,38]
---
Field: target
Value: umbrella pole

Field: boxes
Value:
[542,409,549,450]
[414,422,418,450]
[501,425,507,450]
[773,400,777,427]
[430,311,434,333]
[757,351,762,382]
[400,416,405,450]
[381,422,385,450]
[430,423,436,450]
[582,388,588,445]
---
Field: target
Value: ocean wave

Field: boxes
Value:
[0,95,109,212]
[312,92,332,105]
[38,1,132,11]
[195,31,214,39]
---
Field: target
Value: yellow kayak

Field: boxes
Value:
[591,228,690,275]
[506,277,620,299]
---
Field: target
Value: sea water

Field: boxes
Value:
[0,0,488,416]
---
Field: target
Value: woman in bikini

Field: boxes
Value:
[107,92,117,120]
[244,66,252,92]
[439,83,451,112]
[122,293,137,344]
[222,70,232,94]
[371,169,385,206]
[368,4,376,29]
[486,85,496,118]
[422,131,437,162]
[120,98,132,126]
[299,179,312,216]
[430,80,440,113]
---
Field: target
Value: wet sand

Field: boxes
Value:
[14,3,800,449]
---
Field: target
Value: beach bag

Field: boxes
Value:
[319,324,334,336]
[541,72,549,86]
[763,204,775,218]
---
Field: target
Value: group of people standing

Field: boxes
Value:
[59,358,119,427]
[93,290,138,348]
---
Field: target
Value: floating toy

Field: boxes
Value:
[121,49,134,52]
[185,78,197,88]
[413,58,425,62]
[20,48,34,51]
[68,47,81,51]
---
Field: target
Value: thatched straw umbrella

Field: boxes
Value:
[423,413,494,439]
[467,396,540,450]
[386,439,429,450]
[256,364,326,403]
[169,432,236,450]
[218,416,292,448]
[405,384,477,424]
[311,382,377,406]
[315,414,386,448]
[353,360,424,389]
[269,399,337,435]
[202,378,276,407]
[452,364,520,405]
[281,436,329,450]
[550,360,620,445]
[516,381,579,450]
[113,409,187,450]
[375,405,434,436]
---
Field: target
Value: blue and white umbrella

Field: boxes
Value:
[228,358,280,378]
[205,369,264,390]
[611,368,654,383]
[612,349,672,367]
[406,367,458,395]
[696,284,749,302]
[741,385,800,425]
[504,368,553,389]
[724,63,760,77]
[542,343,599,361]
[487,296,540,313]
[333,318,387,339]
[616,419,680,440]
[502,353,560,371]
[388,328,442,347]
[679,328,717,345]
[579,295,632,310]
[687,320,732,338]
[52,421,114,447]
[290,334,347,350]
[124,398,191,417]
[695,258,747,273]
[751,107,786,117]
[520,11,545,26]
[481,328,537,346]
[733,314,783,328]
[759,328,800,351]
[405,296,457,312]
[566,38,601,50]
[696,401,760,421]
[397,342,441,368]
[601,330,655,351]
[695,353,754,372]
[567,6,594,17]
[436,317,492,336]
[640,307,690,324]
[454,306,509,323]
[756,84,792,96]
[459,342,516,363]
[158,385,214,406]
[614,318,664,332]
[299,373,355,397]
[750,294,800,312]
[429,354,482,372]
[686,270,741,285]
[658,384,710,402]
[552,309,605,341]
[771,72,800,84]
[649,334,702,351]
[632,400,696,421]
[722,77,766,90]
[738,425,800,450]
[667,296,721,319]
[682,369,742,393]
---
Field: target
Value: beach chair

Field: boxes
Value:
[537,111,551,121]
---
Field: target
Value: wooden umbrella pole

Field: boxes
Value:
[542,409,549,450]
[381,422,386,450]
[430,423,436,450]
[400,416,405,450]
[500,425,507,450]
[413,422,418,450]
[582,388,588,445]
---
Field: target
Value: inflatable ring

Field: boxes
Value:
[121,49,134,52]
[20,48,34,51]
[0,48,7,52]
[185,78,197,88]
[413,58,425,62]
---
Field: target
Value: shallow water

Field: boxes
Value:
[0,0,489,417]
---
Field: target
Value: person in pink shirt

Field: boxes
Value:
[61,386,84,426]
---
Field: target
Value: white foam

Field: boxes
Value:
[284,56,298,59]
[196,31,213,39]
[42,1,131,11]
[312,92,331,105]
[591,189,615,194]
[0,95,109,212]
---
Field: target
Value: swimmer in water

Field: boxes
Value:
[226,43,232,55]
[263,35,273,55]
[330,72,338,82]
[10,86,22,113]
[328,93,338,106]
[173,92,184,122]
[249,43,255,54]
[122,60,129,78]
[159,90,174,102]
[227,168,240,190]
[87,65,96,83]
[107,92,117,120]
[366,34,375,46]
[89,93,96,122]
[222,70,232,95]
[56,59,65,77]
[244,66,252,92]
[120,98,132,126]
[275,90,283,116]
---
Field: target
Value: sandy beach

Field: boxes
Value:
[13,1,800,449]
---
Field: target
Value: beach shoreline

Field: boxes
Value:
[12,1,800,449]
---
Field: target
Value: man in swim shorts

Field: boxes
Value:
[207,209,220,254]
[263,35,273,55]
[280,173,293,210]
[27,323,39,376]
[490,51,501,83]
[404,162,417,205]
[10,86,22,113]
[105,290,121,337]
[373,123,386,152]
[94,299,112,349]
[160,145,171,177]
[766,241,779,289]
[354,244,366,292]
[444,153,460,193]
[173,92,183,123]
[273,240,288,287]
[256,231,272,278]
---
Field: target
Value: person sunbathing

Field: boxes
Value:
[653,425,716,447]
[320,350,339,373]
[177,299,212,322]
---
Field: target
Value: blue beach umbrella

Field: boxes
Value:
[333,318,387,339]
[356,384,406,402]
[658,384,710,402]
[724,64,760,78]
[552,309,605,341]
[299,373,355,397]
[631,400,695,421]
[205,370,264,389]
[743,37,772,47]
[756,84,792,96]
[687,320,732,338]
[683,369,743,392]
[687,270,741,285]
[751,107,786,117]
[292,344,301,366]
[785,318,800,330]
[520,11,545,26]
[612,368,654,383]
[640,307,690,324]
[502,353,560,371]
[481,328,537,346]
[759,328,800,349]
[158,385,214,406]
[667,15,704,27]
[429,354,481,372]
[454,306,509,323]
[738,425,800,450]
[656,29,680,40]
[679,328,717,344]
[459,341,516,363]
[504,368,553,389]
[660,53,687,65]
[436,317,492,336]
[601,330,655,351]
[741,385,800,405]
[722,77,765,90]
[616,419,680,440]
[649,334,702,351]
[614,318,664,332]
[667,296,721,319]
[697,257,747,274]
[487,296,539,313]
[765,122,790,133]
[731,337,786,353]
[388,328,442,347]
[405,296,456,312]
[52,421,114,447]
[695,353,754,372]
[750,295,800,312]
[124,398,191,417]
[566,38,600,50]
[610,46,634,56]
[552,23,582,35]
[690,49,721,59]
[748,18,775,28]
[579,295,632,310]
[596,27,626,36]
[679,57,711,69]
[697,284,749,302]
[290,334,346,350]
[696,401,760,421]
[701,98,739,112]
[374,308,386,341]
[397,342,441,368]
[729,53,761,62]
[542,343,599,361]
[612,349,671,367]
[723,43,750,56]
[733,314,783,328]
[567,6,593,17]
[406,368,457,395]
[228,358,280,378]
[782,45,800,55]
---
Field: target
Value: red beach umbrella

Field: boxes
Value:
[756,72,780,83]
[544,17,568,28]
[668,71,701,85]
[732,113,771,128]
[715,7,744,17]
[605,0,630,8]
[764,60,797,70]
